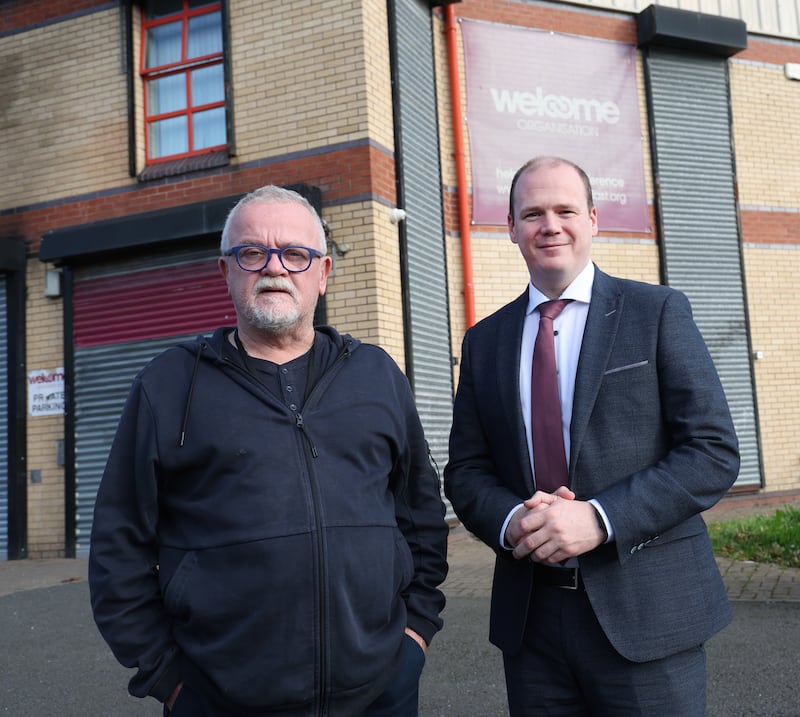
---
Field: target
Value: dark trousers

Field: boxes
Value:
[165,634,425,717]
[361,633,425,717]
[503,584,706,717]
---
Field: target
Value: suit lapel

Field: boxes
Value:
[570,270,623,479]
[496,291,534,492]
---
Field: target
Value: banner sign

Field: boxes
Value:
[461,20,650,231]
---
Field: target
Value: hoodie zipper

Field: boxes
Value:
[295,413,318,457]
[296,412,328,716]
[293,343,350,716]
[209,334,353,713]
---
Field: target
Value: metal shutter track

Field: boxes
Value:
[647,49,761,488]
[0,279,8,558]
[394,0,454,511]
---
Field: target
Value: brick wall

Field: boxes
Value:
[24,264,66,557]
[743,247,800,491]
[1,0,403,556]
[438,0,800,497]
[731,48,800,492]
[2,0,799,556]
[1,8,129,209]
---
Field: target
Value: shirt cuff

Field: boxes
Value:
[500,503,525,549]
[588,498,614,542]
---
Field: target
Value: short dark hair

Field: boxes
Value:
[508,156,594,220]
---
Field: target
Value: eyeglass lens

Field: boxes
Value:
[234,246,314,272]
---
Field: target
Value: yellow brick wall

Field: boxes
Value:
[227,0,399,355]
[742,247,800,491]
[591,238,661,284]
[229,0,395,161]
[361,0,396,152]
[25,264,66,558]
[731,59,800,492]
[0,2,395,191]
[323,200,406,370]
[0,9,130,209]
[7,3,800,559]
[447,233,660,386]
[730,62,800,208]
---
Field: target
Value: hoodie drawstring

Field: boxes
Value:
[180,343,205,447]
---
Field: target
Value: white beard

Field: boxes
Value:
[244,298,302,333]
[241,277,304,333]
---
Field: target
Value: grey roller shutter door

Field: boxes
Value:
[393,0,454,514]
[0,278,8,559]
[72,247,231,555]
[646,48,761,488]
[73,335,196,554]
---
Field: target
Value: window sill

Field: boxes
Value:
[138,149,230,182]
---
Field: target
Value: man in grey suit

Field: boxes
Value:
[444,156,740,715]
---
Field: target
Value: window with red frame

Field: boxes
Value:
[141,0,226,163]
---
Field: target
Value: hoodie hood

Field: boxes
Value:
[177,325,360,447]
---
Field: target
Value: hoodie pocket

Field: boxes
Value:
[160,535,320,709]
[326,525,413,693]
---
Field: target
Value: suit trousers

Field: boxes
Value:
[502,582,706,717]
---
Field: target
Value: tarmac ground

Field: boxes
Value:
[2,493,799,716]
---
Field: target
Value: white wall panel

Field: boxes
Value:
[557,0,800,39]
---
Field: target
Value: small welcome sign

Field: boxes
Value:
[28,367,65,417]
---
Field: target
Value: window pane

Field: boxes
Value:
[192,107,226,150]
[145,0,183,20]
[188,0,217,8]
[146,21,182,68]
[187,11,222,58]
[148,74,187,115]
[150,116,188,158]
[191,65,224,106]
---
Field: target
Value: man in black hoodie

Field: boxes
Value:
[89,185,449,716]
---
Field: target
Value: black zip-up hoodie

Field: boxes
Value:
[89,326,448,715]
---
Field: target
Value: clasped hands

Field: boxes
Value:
[505,487,605,564]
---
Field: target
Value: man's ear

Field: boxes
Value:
[318,255,333,296]
[218,256,231,292]
[508,213,519,245]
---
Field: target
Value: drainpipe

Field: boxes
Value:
[444,3,476,329]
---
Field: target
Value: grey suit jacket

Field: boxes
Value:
[444,266,740,662]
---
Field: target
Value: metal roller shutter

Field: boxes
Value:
[645,48,761,488]
[392,0,454,513]
[73,246,234,553]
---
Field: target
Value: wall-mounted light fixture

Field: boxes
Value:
[44,269,62,298]
[389,208,407,224]
[323,220,349,276]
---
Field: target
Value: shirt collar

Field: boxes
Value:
[526,261,595,314]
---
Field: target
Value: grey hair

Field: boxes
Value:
[220,185,327,255]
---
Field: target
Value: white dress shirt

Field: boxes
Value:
[500,262,613,549]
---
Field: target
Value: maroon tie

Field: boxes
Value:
[531,300,571,492]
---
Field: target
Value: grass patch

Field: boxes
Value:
[708,506,800,569]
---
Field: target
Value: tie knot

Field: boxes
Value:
[538,299,571,321]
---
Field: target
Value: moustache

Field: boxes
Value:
[253,278,297,298]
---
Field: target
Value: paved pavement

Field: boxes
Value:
[2,493,799,715]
